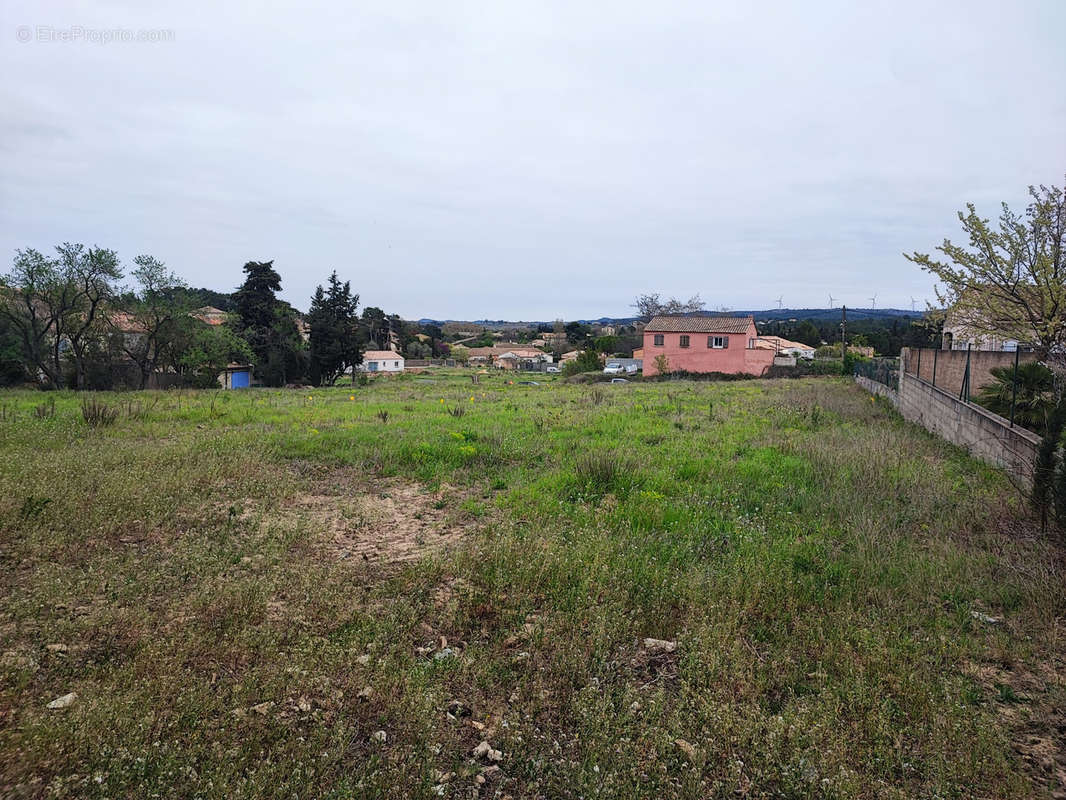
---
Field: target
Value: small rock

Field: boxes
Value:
[45,644,69,654]
[447,699,471,718]
[250,701,275,715]
[357,686,373,701]
[296,696,312,712]
[474,774,486,785]
[629,701,642,714]
[470,720,485,730]
[971,611,1002,625]
[643,638,678,654]
[355,654,371,666]
[674,738,698,761]
[371,730,387,744]
[473,741,504,762]
[47,692,77,710]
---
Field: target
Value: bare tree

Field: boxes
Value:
[906,178,1065,358]
[632,293,706,322]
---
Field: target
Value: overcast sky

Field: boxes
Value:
[2,1,1063,320]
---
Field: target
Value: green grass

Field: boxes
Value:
[0,374,1062,798]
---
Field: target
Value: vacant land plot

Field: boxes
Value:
[0,374,1063,799]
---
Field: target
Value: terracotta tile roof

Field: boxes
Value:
[645,315,753,334]
[364,350,403,360]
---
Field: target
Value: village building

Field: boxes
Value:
[642,315,774,377]
[360,350,405,373]
[754,335,816,359]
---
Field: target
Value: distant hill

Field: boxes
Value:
[417,308,925,327]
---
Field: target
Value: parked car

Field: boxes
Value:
[624,363,639,374]
[517,380,541,386]
[610,378,629,384]
[545,366,561,373]
[603,362,624,375]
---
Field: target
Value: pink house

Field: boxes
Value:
[642,315,775,377]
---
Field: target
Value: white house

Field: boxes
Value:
[361,350,405,373]
[755,336,816,360]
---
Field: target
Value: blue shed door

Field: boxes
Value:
[230,370,250,388]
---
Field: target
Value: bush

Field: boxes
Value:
[81,397,118,427]
[645,370,757,382]
[974,361,1054,434]
[570,451,640,500]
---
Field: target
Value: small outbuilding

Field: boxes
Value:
[361,350,405,373]
[220,363,253,389]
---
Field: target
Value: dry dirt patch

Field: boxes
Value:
[964,656,1066,798]
[282,478,467,566]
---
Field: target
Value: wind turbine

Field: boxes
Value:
[868,293,877,310]
[910,296,918,312]
[776,295,783,310]
[828,294,837,308]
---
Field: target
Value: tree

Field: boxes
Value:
[58,243,122,389]
[793,320,821,347]
[111,255,188,389]
[307,272,361,386]
[0,243,121,389]
[632,293,706,322]
[0,313,27,386]
[562,349,603,376]
[173,321,255,388]
[361,306,388,350]
[451,345,469,365]
[406,340,430,359]
[565,321,591,345]
[906,178,1066,359]
[231,261,306,386]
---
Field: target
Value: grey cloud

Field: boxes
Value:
[1,0,1063,319]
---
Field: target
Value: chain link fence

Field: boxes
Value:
[854,357,899,391]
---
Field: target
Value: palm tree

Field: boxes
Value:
[974,361,1055,433]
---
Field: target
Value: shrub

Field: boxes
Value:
[974,361,1054,434]
[81,396,118,427]
[570,451,641,500]
[32,398,56,419]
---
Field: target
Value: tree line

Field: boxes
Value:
[0,246,446,390]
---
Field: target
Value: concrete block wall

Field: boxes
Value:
[894,350,1040,483]
[902,347,1035,398]
[854,375,899,407]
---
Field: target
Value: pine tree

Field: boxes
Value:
[232,261,305,386]
[307,272,361,386]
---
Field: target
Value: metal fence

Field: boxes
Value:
[854,357,899,391]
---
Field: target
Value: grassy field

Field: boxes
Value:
[0,373,1063,799]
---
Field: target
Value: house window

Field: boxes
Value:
[709,336,727,349]
[394,361,399,367]
[679,335,690,348]
[748,338,755,349]
[653,334,664,346]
